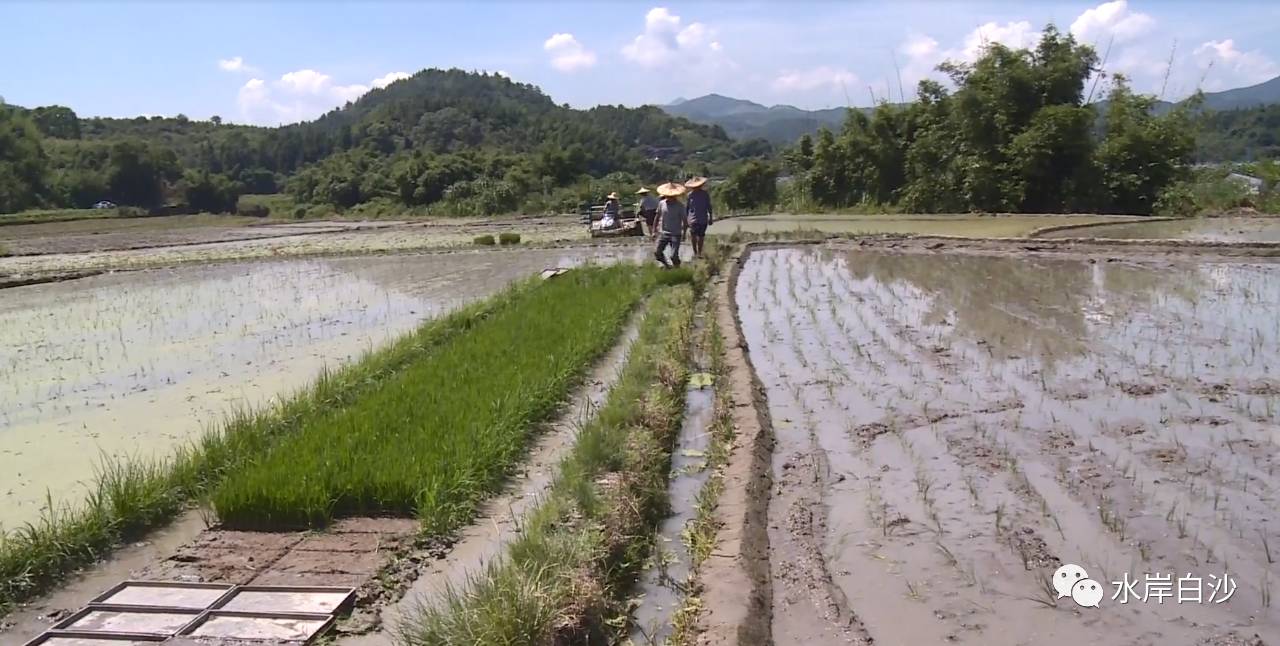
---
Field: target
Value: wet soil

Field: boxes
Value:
[733,243,1280,645]
[1040,217,1280,243]
[0,216,589,278]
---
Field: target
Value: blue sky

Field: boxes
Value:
[3,1,1278,125]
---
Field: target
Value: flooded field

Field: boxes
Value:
[0,218,588,278]
[737,245,1280,645]
[1043,216,1280,242]
[0,247,644,531]
[710,214,1137,238]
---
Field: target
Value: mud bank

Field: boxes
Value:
[692,258,774,646]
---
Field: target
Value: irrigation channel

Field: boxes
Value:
[0,246,647,531]
[628,303,717,644]
[732,241,1280,645]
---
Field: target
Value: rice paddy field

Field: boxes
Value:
[211,265,650,530]
[734,243,1280,645]
[0,247,645,531]
[1040,216,1280,242]
[709,213,1143,238]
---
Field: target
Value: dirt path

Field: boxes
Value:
[697,241,1280,646]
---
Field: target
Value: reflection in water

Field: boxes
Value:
[0,247,644,529]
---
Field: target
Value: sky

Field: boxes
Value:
[3,1,1279,126]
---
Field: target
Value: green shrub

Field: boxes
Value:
[498,232,521,245]
[474,234,496,245]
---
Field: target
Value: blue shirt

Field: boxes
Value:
[687,189,712,225]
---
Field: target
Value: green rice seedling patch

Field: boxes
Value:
[212,265,653,531]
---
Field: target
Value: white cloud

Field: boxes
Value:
[958,21,1041,63]
[544,33,597,72]
[217,56,259,75]
[236,69,410,124]
[772,66,857,93]
[621,7,730,69]
[1069,1,1154,46]
[372,71,411,89]
[1194,39,1280,91]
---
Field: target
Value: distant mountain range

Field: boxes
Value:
[663,75,1280,144]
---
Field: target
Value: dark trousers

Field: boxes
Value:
[655,235,681,266]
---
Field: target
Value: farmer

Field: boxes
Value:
[636,187,659,237]
[601,192,621,229]
[685,176,713,258]
[654,182,687,268]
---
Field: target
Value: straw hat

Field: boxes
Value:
[656,182,686,198]
[606,192,620,200]
[684,176,708,189]
[635,187,650,194]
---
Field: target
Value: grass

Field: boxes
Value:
[399,280,696,644]
[0,271,615,614]
[211,265,652,530]
[0,207,151,227]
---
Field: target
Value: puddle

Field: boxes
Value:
[0,247,646,531]
[736,245,1280,645]
[1042,216,1280,242]
[628,310,716,645]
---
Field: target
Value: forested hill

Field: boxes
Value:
[1,69,754,215]
[667,75,1280,152]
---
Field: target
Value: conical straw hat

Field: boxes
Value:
[684,176,708,188]
[656,182,686,197]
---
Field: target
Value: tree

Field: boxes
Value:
[0,107,50,212]
[181,170,244,213]
[106,139,178,207]
[31,105,81,139]
[720,159,778,210]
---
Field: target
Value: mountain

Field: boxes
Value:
[1200,75,1280,111]
[664,94,866,143]
[665,75,1280,144]
[3,69,741,214]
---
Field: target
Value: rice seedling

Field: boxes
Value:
[400,282,695,645]
[212,265,653,530]
[1,277,548,612]
[497,232,521,245]
[473,234,496,245]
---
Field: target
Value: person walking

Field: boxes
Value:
[654,182,687,268]
[685,176,712,258]
[636,187,659,237]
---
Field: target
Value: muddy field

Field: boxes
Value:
[709,214,1141,238]
[0,216,588,278]
[0,246,645,531]
[735,244,1279,645]
[1042,216,1280,242]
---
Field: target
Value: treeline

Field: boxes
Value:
[1195,104,1280,162]
[778,27,1198,215]
[2,69,758,216]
